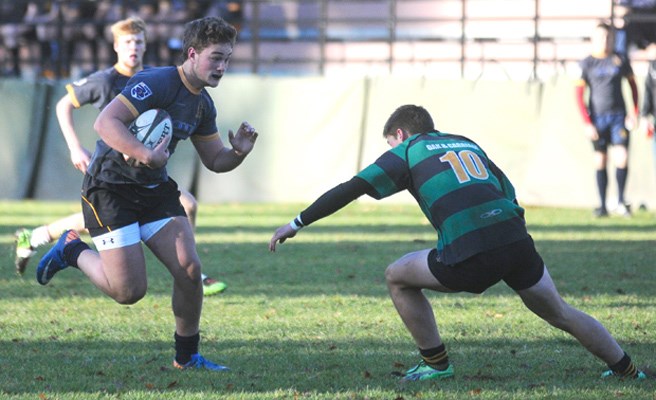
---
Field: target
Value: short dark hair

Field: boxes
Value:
[182,16,237,60]
[382,104,435,137]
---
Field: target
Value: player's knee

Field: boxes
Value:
[174,259,202,287]
[113,287,147,305]
[385,261,404,287]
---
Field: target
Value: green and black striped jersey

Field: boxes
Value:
[356,131,528,265]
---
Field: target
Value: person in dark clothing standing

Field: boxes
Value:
[575,22,639,217]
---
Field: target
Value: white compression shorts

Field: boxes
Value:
[91,218,172,251]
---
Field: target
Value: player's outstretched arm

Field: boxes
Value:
[269,177,372,253]
[269,224,297,252]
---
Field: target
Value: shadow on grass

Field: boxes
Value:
[2,336,654,397]
[1,206,654,398]
[193,222,656,237]
[1,230,654,300]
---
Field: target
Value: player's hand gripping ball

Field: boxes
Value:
[124,109,172,167]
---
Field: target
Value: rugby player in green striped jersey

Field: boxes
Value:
[269,104,645,382]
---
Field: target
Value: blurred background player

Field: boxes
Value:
[575,21,639,217]
[13,15,226,296]
[639,43,656,185]
[613,0,656,56]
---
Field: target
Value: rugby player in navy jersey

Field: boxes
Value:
[14,16,227,296]
[36,16,257,371]
[269,104,645,382]
[576,21,639,217]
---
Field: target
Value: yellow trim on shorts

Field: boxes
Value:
[82,195,111,231]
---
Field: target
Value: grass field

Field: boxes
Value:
[0,201,654,400]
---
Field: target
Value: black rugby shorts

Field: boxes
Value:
[427,236,545,294]
[81,175,185,237]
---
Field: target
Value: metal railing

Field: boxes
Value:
[2,0,654,81]
[231,0,625,80]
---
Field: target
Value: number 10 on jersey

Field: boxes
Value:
[439,150,489,183]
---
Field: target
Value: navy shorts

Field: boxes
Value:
[591,112,629,152]
[81,174,185,238]
[427,236,545,294]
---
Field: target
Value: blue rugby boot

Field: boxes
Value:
[173,354,230,371]
[36,230,80,285]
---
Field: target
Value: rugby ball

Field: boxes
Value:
[125,109,172,166]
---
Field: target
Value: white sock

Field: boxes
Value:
[201,273,208,281]
[30,226,52,249]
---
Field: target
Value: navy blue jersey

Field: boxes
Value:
[356,132,528,265]
[87,66,219,185]
[65,63,142,110]
[579,54,634,116]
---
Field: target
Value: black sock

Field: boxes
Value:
[174,332,200,364]
[616,167,628,204]
[609,352,639,378]
[64,241,90,269]
[596,169,608,209]
[419,344,449,370]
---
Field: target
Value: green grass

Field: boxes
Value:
[0,201,654,399]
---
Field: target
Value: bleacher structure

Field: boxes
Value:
[229,0,650,80]
[1,0,652,81]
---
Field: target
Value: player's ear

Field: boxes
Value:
[187,47,198,61]
[396,128,407,141]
